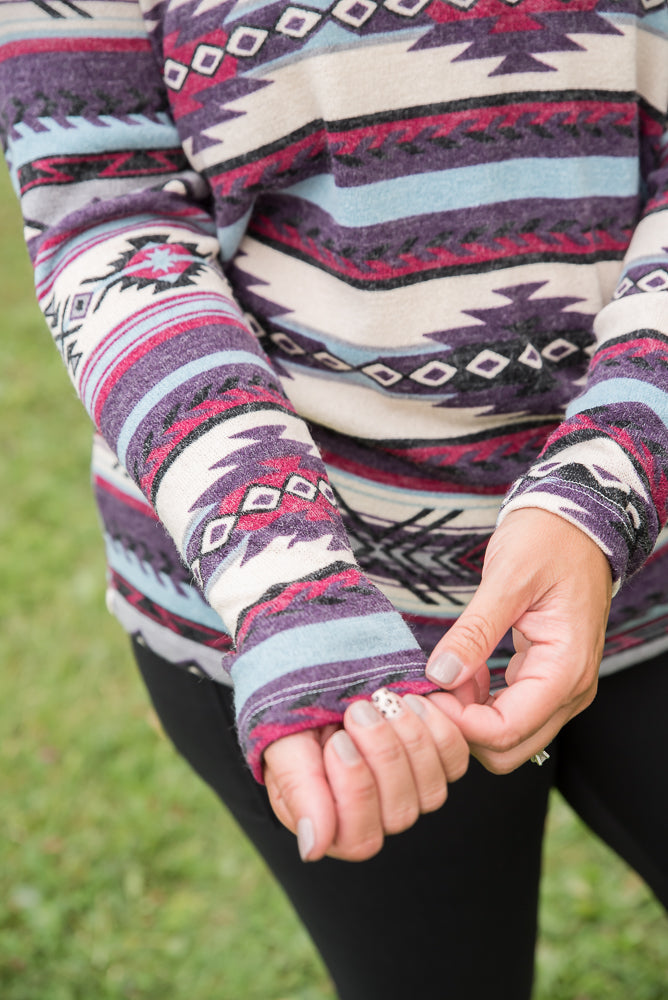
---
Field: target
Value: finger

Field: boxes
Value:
[322,730,385,861]
[263,730,337,862]
[439,649,595,758]
[374,693,448,813]
[343,699,420,836]
[443,663,491,709]
[425,570,531,692]
[468,707,564,774]
[403,694,469,785]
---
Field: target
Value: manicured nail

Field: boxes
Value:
[297,817,315,862]
[427,651,465,686]
[330,730,362,765]
[350,699,382,727]
[404,693,428,719]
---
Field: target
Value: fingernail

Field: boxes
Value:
[404,693,428,719]
[350,699,382,727]
[297,817,315,862]
[427,651,465,686]
[330,730,362,765]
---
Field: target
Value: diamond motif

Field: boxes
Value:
[466,350,510,379]
[517,343,542,369]
[191,43,224,76]
[332,0,377,27]
[613,275,634,299]
[69,291,93,321]
[409,360,456,386]
[271,332,305,355]
[227,26,268,57]
[242,485,282,512]
[318,479,336,505]
[164,59,189,91]
[201,516,235,554]
[313,351,352,371]
[362,362,403,386]
[541,339,578,362]
[285,474,317,500]
[383,0,430,15]
[637,269,668,293]
[276,6,322,36]
[245,313,265,338]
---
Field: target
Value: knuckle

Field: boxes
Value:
[447,751,469,783]
[347,832,385,862]
[346,772,379,809]
[371,738,406,771]
[419,782,448,814]
[493,724,524,754]
[384,802,420,836]
[480,751,519,775]
[454,613,495,656]
[398,726,427,759]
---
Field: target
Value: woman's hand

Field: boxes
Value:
[263,694,468,862]
[425,508,613,773]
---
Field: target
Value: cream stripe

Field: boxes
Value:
[234,238,622,348]
[189,24,663,169]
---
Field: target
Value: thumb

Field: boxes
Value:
[263,729,338,862]
[426,568,529,690]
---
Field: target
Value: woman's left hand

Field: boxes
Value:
[424,508,613,773]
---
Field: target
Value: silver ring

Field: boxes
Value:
[530,749,550,766]
[371,687,402,719]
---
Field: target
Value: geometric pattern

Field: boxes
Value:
[267,322,585,398]
[615,268,668,299]
[9,0,668,776]
[197,473,335,559]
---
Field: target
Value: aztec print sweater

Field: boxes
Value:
[2,0,668,778]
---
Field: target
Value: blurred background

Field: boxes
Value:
[1,157,666,1000]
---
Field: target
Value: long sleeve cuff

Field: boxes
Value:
[227,564,438,781]
[498,400,666,594]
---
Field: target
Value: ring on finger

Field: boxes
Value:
[371,687,402,719]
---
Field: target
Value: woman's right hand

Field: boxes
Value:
[263,693,469,862]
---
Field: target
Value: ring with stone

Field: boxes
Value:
[530,749,550,766]
[371,687,402,719]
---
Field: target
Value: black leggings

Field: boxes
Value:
[132,639,668,1000]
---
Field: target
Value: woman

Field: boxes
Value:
[1,0,666,996]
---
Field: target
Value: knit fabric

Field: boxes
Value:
[2,0,668,778]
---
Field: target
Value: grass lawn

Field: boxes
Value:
[1,159,666,1000]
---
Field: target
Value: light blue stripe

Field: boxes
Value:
[276,315,448,362]
[608,10,668,38]
[566,377,668,425]
[115,350,275,463]
[81,293,242,412]
[0,20,146,45]
[10,113,179,171]
[328,465,506,506]
[279,355,458,400]
[232,611,417,711]
[283,157,638,227]
[105,537,228,631]
[217,206,253,262]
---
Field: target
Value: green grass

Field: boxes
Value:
[1,160,666,1000]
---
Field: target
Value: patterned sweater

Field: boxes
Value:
[2,0,668,779]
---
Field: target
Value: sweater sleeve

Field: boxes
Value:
[0,2,435,780]
[499,106,668,596]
